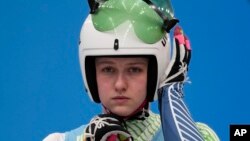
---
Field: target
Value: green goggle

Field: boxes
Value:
[87,0,179,44]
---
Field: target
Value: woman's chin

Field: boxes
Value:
[111,108,132,117]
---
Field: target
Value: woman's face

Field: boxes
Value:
[95,57,148,116]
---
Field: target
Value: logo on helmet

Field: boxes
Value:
[161,34,168,47]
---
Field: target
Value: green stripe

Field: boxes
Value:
[126,111,161,141]
[196,122,220,141]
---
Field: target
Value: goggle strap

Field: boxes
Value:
[163,18,179,33]
[88,0,100,14]
[143,0,179,32]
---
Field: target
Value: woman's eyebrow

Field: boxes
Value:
[126,62,148,65]
[95,60,115,65]
[96,61,147,65]
[127,59,148,65]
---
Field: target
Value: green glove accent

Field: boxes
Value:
[196,122,220,141]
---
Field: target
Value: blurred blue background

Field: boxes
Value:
[0,0,250,140]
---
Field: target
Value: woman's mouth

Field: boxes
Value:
[112,96,129,104]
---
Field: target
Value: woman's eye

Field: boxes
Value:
[102,67,115,73]
[129,67,142,73]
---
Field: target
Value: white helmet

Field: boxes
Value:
[79,0,178,103]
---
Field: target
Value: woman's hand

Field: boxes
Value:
[83,114,133,141]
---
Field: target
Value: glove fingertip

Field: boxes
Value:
[174,26,185,45]
[184,35,191,50]
[174,26,183,36]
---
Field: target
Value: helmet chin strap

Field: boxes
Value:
[102,99,149,120]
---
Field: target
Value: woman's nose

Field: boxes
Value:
[114,73,128,94]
